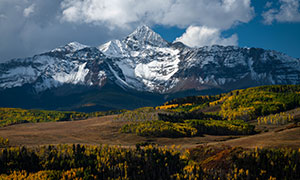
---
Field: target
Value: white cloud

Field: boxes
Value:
[0,0,123,62]
[60,0,254,47]
[263,0,300,24]
[175,26,238,47]
[23,3,35,17]
[60,0,254,30]
[0,0,255,61]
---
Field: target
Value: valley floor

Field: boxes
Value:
[0,115,299,149]
[209,126,300,148]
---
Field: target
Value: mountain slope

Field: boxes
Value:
[0,25,299,111]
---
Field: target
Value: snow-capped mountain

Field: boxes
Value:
[1,25,300,102]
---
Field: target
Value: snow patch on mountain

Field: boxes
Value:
[0,66,38,88]
[52,62,89,84]
[52,42,88,53]
[99,40,128,57]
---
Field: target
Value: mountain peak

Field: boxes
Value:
[98,40,127,57]
[134,25,152,33]
[66,41,88,51]
[52,41,88,53]
[124,25,169,48]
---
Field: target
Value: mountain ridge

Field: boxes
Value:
[0,25,299,110]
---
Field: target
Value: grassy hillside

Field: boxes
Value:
[220,85,300,120]
[120,85,300,138]
[1,85,299,131]
[162,85,300,119]
[0,108,125,127]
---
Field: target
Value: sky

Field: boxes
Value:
[0,0,299,62]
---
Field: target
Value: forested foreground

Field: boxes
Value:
[0,141,299,180]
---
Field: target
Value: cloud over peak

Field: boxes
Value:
[60,0,254,30]
[60,0,253,49]
[175,26,238,48]
[0,0,255,61]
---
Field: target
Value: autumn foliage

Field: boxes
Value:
[0,108,124,127]
[0,144,299,179]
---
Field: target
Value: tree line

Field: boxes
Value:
[0,144,299,179]
[0,108,125,127]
